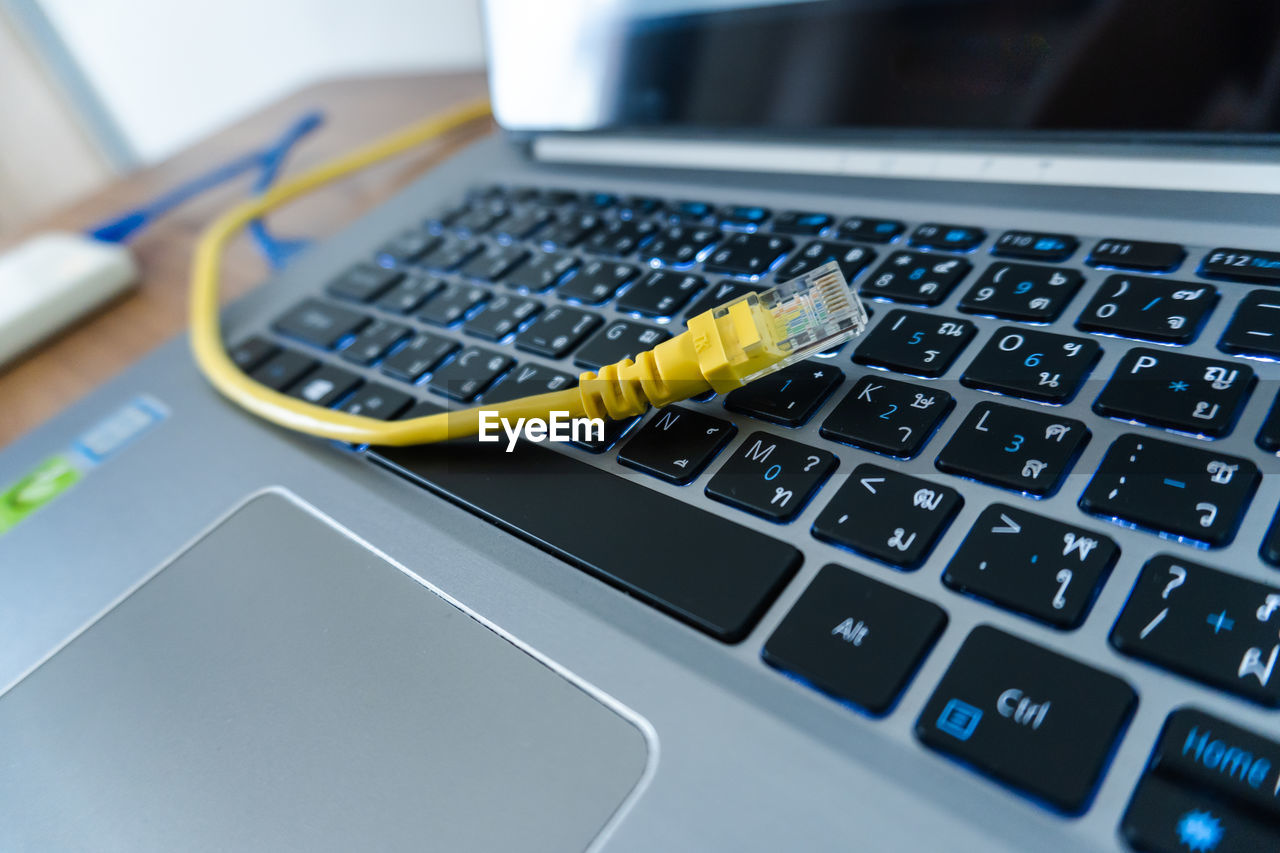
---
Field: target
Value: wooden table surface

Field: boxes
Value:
[0,71,492,448]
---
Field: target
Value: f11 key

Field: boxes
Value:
[1111,555,1280,706]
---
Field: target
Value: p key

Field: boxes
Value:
[1111,555,1280,706]
[1094,348,1254,437]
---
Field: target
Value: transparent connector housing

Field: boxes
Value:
[725,260,868,384]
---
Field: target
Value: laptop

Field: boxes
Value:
[3,1,1280,850]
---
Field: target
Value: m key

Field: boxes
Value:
[1111,555,1280,706]
[1094,348,1254,437]
[706,433,837,522]
[812,464,962,569]
[1080,434,1258,547]
[943,504,1118,629]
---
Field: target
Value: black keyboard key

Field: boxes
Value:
[717,205,770,229]
[1258,392,1280,452]
[910,223,985,252]
[539,189,580,207]
[683,280,765,319]
[943,504,1118,629]
[493,207,551,241]
[376,230,440,265]
[623,195,664,216]
[272,299,369,349]
[820,375,952,458]
[837,217,904,244]
[227,336,278,372]
[1218,289,1280,358]
[1201,247,1280,285]
[340,319,412,366]
[617,406,736,484]
[327,262,404,303]
[936,402,1088,496]
[863,251,971,305]
[961,327,1101,404]
[1076,274,1217,344]
[1080,434,1258,547]
[461,294,542,341]
[1111,555,1280,706]
[957,262,1084,322]
[706,432,837,521]
[379,333,458,384]
[399,398,449,420]
[853,310,976,377]
[1264,503,1280,566]
[774,240,875,284]
[583,191,617,210]
[419,235,485,272]
[764,564,947,715]
[371,439,801,642]
[916,625,1136,814]
[450,200,509,234]
[770,211,832,236]
[703,232,794,277]
[641,225,719,265]
[616,270,705,317]
[504,250,578,292]
[427,346,514,401]
[513,305,601,359]
[991,230,1078,262]
[557,260,639,304]
[723,361,843,427]
[812,464,962,569]
[287,364,361,407]
[1146,708,1280,822]
[480,363,577,404]
[1088,238,1186,272]
[249,349,316,391]
[574,321,670,371]
[1122,771,1280,853]
[374,274,444,314]
[417,282,489,327]
[338,383,412,420]
[671,200,713,222]
[570,415,639,453]
[583,218,657,257]
[1094,348,1254,437]
[456,242,529,282]
[538,212,600,248]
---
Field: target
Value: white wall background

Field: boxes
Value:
[36,0,487,164]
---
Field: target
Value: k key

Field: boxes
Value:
[820,375,953,458]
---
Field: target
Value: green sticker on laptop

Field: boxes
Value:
[0,455,82,533]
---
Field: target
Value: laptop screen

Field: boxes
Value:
[485,0,1280,138]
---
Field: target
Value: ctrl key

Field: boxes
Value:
[916,625,1137,814]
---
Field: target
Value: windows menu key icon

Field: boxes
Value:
[936,698,983,741]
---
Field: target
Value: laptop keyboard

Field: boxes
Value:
[233,184,1280,837]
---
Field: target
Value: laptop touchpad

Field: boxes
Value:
[0,491,650,852]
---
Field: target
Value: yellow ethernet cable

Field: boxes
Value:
[190,99,869,445]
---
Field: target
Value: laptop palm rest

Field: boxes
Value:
[0,491,650,852]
